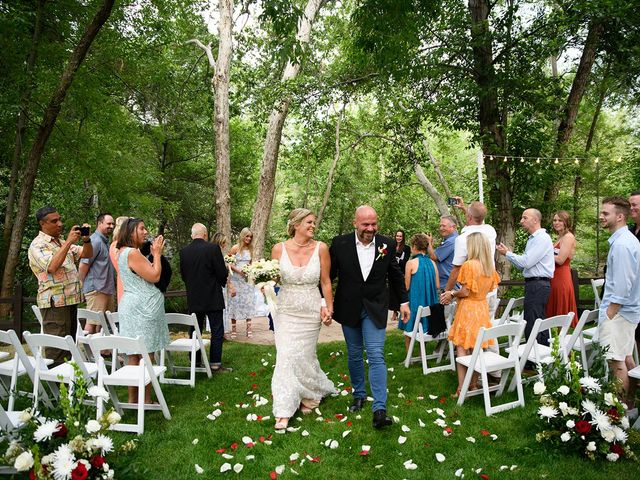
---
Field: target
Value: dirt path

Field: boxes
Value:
[228,314,399,346]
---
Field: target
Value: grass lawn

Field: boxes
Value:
[92,330,640,480]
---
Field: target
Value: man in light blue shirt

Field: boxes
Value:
[497,208,555,346]
[598,196,640,409]
[426,215,458,288]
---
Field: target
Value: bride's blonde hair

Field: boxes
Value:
[287,208,315,237]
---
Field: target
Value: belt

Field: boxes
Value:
[525,276,550,282]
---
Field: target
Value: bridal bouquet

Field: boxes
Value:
[0,363,135,479]
[224,254,236,265]
[242,258,280,286]
[533,339,635,462]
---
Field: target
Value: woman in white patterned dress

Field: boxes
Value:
[270,209,336,430]
[227,228,256,338]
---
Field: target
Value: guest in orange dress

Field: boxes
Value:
[545,211,578,326]
[447,233,500,396]
[109,216,129,304]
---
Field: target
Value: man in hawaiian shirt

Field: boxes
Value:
[28,206,93,364]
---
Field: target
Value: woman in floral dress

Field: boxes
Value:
[227,228,257,338]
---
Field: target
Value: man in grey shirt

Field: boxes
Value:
[78,213,115,333]
[497,208,555,346]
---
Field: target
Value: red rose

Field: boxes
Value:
[71,463,89,480]
[29,470,36,480]
[607,407,619,420]
[575,420,592,434]
[53,423,68,438]
[610,444,624,456]
[90,455,105,469]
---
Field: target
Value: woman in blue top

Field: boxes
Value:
[116,218,170,404]
[399,233,439,351]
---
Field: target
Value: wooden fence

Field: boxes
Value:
[0,270,600,338]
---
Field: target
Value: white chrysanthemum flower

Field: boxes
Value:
[611,426,628,443]
[590,409,612,432]
[93,434,114,454]
[582,399,597,415]
[533,382,546,395]
[538,405,559,420]
[33,420,60,443]
[579,376,601,393]
[556,385,570,395]
[603,392,617,406]
[566,420,575,428]
[88,386,110,400]
[586,441,596,452]
[13,451,34,472]
[85,419,101,434]
[52,444,75,480]
[560,432,571,442]
[606,453,619,462]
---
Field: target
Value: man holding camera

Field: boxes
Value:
[28,206,93,364]
[78,213,116,333]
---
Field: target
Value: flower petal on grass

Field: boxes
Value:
[455,468,464,477]
[233,464,244,473]
[246,455,255,461]
[289,452,300,462]
[466,437,476,443]
[403,459,418,470]
[222,454,234,460]
[490,434,498,441]
[429,394,438,400]
[435,453,445,463]
[192,438,199,445]
[401,425,411,432]
[275,465,285,475]
[398,436,407,444]
[195,464,204,474]
[453,420,461,426]
[220,463,232,473]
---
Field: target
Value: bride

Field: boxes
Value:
[270,208,336,430]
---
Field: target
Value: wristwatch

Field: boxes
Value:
[450,290,456,298]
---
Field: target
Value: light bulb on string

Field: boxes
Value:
[554,158,559,164]
[617,157,622,162]
[594,157,599,164]
[489,155,494,161]
[574,158,579,165]
[503,157,507,162]
[520,157,525,163]
[536,158,540,164]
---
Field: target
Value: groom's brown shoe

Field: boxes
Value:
[348,397,366,413]
[372,409,392,429]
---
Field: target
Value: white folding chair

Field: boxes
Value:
[456,322,526,416]
[0,330,54,411]
[88,335,171,434]
[0,403,23,432]
[22,332,98,409]
[507,313,574,391]
[591,278,605,309]
[30,305,45,333]
[628,366,640,429]
[403,305,456,375]
[76,309,112,355]
[561,310,598,375]
[492,296,525,352]
[160,313,212,387]
[104,311,120,335]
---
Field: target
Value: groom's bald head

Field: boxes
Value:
[354,205,378,245]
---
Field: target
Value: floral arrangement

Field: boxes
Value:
[0,363,136,479]
[534,339,635,462]
[242,259,280,286]
[375,243,388,261]
[224,254,236,265]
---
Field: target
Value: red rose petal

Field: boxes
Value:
[216,448,226,454]
[346,421,353,427]
[480,429,490,436]
[444,427,453,434]
[259,436,266,443]
[252,383,258,389]
[257,415,263,421]
[230,443,238,449]
[439,397,446,404]
[270,471,277,480]
[324,418,332,423]
[480,474,490,480]
[249,372,257,377]
[310,456,320,463]
[335,413,344,419]
[359,450,369,456]
[246,442,255,448]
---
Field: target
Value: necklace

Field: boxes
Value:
[292,238,312,247]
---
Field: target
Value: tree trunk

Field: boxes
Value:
[316,111,341,229]
[1,0,46,268]
[213,0,233,242]
[250,0,325,256]
[467,0,514,278]
[422,138,463,226]
[0,0,116,307]
[413,160,449,217]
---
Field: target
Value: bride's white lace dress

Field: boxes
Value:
[272,242,336,418]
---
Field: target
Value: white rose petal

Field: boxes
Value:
[453,420,461,426]
[301,430,310,437]
[500,466,509,471]
[398,436,407,444]
[361,445,371,452]
[195,464,204,474]
[330,440,339,449]
[466,437,476,443]
[192,438,199,445]
[392,415,400,423]
[455,468,464,477]
[418,418,425,427]
[429,394,438,400]
[241,436,253,445]
[403,459,418,470]
[246,455,255,461]
[289,452,300,461]
[490,434,498,441]
[220,463,232,473]
[401,425,411,432]
[275,465,285,475]
[435,453,445,463]
[342,430,351,438]
[233,464,244,473]
[222,453,234,459]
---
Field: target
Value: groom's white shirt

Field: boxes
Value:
[355,232,376,281]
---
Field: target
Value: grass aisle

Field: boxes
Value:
[112,331,640,479]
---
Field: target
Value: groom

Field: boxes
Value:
[330,205,409,429]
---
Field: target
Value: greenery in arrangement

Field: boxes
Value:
[0,363,136,479]
[534,340,635,462]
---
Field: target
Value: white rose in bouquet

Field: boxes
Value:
[14,451,34,472]
[86,419,101,434]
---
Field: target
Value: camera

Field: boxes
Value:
[447,197,459,206]
[78,226,90,236]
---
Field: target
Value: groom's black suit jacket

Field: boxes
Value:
[179,238,228,313]
[330,233,408,329]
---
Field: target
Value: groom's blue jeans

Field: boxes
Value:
[342,308,387,412]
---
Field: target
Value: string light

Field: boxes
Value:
[482,154,616,164]
[520,157,525,163]
[554,158,559,164]
[574,159,579,165]
[503,157,507,162]
[489,155,494,161]
[536,158,540,164]
[594,157,599,163]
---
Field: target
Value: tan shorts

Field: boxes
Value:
[85,291,115,324]
[598,313,636,362]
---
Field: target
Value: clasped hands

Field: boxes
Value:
[320,306,333,326]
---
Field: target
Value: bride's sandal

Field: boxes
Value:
[230,325,237,340]
[274,417,289,430]
[246,320,253,338]
[299,404,313,415]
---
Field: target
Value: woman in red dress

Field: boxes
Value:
[545,210,578,325]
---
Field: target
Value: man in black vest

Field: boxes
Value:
[180,223,229,372]
[330,206,409,429]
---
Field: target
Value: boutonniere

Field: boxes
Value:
[376,243,388,261]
